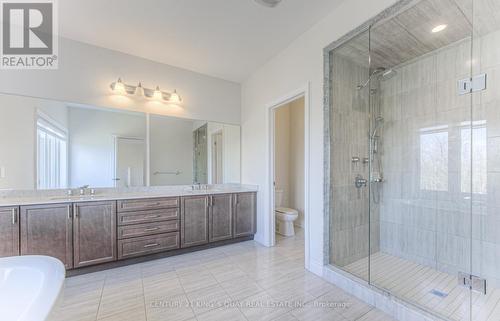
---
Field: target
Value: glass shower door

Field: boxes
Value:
[471,0,500,320]
[328,28,373,282]
[367,1,475,320]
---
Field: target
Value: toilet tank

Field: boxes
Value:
[275,189,284,207]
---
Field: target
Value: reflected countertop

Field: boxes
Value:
[0,184,258,207]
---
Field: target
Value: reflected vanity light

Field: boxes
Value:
[110,78,182,103]
[431,24,447,33]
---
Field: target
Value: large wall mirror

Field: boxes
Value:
[0,93,241,190]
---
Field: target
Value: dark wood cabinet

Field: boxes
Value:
[209,194,233,242]
[233,192,256,237]
[180,195,209,248]
[5,191,255,271]
[20,203,73,269]
[73,201,117,268]
[0,206,19,257]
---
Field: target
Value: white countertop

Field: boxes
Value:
[0,185,258,207]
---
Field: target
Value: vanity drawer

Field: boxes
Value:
[118,221,179,239]
[118,232,179,259]
[117,208,179,226]
[117,197,179,212]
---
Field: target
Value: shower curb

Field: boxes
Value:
[322,265,449,321]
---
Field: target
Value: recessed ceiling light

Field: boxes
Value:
[432,24,447,33]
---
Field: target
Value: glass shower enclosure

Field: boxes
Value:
[325,0,500,320]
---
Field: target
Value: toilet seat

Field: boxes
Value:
[275,207,298,215]
[275,207,298,222]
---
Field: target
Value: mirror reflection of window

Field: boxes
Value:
[420,125,448,192]
[461,120,487,195]
[36,116,68,189]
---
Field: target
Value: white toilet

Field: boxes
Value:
[274,189,299,236]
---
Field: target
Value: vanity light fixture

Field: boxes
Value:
[153,86,163,100]
[111,78,127,95]
[110,78,182,103]
[169,89,182,103]
[134,82,145,97]
[432,24,447,33]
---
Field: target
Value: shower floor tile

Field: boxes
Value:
[343,252,500,321]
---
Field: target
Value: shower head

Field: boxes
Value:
[356,67,397,90]
[379,69,397,81]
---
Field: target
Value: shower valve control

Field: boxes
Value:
[355,175,368,188]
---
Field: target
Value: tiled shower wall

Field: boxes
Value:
[378,28,500,287]
[330,53,380,269]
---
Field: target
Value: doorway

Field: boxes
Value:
[268,89,309,267]
[113,136,145,188]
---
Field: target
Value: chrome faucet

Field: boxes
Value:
[79,185,90,195]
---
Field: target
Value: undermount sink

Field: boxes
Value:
[49,195,106,201]
[0,255,65,321]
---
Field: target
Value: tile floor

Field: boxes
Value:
[48,228,395,321]
[344,251,500,321]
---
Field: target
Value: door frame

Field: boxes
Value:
[267,83,310,269]
[112,135,146,188]
[211,129,224,184]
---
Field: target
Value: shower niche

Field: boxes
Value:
[325,0,500,320]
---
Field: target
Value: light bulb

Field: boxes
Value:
[169,89,182,103]
[153,86,163,100]
[113,78,126,95]
[134,82,145,97]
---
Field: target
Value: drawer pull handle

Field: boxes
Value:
[144,227,160,231]
[147,202,162,207]
[144,243,160,248]
[146,215,161,219]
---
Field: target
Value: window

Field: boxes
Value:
[420,125,449,191]
[461,120,487,194]
[37,116,68,189]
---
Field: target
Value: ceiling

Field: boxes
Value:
[335,0,474,69]
[58,0,345,83]
[334,0,500,70]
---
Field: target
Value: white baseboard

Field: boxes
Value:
[253,233,270,247]
[307,259,324,277]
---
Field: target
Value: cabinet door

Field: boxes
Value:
[73,201,117,268]
[20,203,73,269]
[209,194,233,242]
[180,195,209,248]
[0,206,19,257]
[233,192,256,238]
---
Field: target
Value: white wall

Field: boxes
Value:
[0,37,241,125]
[241,0,397,271]
[68,106,146,188]
[150,115,194,186]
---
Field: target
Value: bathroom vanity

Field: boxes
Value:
[0,187,256,273]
